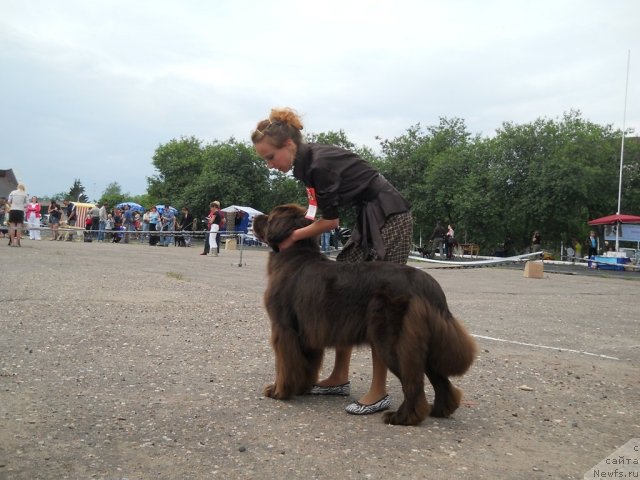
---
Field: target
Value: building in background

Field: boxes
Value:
[0,169,18,198]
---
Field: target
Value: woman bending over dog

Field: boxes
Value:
[252,107,412,415]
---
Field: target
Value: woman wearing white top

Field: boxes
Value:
[8,183,28,246]
[26,196,42,240]
[445,224,455,259]
[208,202,222,257]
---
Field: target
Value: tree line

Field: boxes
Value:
[371,111,639,254]
[63,110,639,255]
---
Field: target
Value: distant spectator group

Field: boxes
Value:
[81,202,200,247]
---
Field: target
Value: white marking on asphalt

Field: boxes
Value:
[472,334,620,361]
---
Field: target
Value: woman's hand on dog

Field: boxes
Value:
[280,218,339,250]
[277,233,295,250]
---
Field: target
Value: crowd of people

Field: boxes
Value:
[1,191,233,251]
[77,202,206,247]
[1,189,357,260]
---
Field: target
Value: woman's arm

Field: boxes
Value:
[280,217,339,250]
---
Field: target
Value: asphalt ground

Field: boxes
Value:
[1,238,639,479]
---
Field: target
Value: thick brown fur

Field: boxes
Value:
[254,204,477,426]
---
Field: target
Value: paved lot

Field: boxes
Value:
[1,239,638,479]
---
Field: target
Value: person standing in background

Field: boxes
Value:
[122,205,133,244]
[574,238,582,261]
[98,202,108,242]
[26,196,42,240]
[212,201,224,255]
[148,206,161,246]
[201,202,217,256]
[588,231,598,258]
[62,199,77,241]
[140,209,150,243]
[0,197,7,237]
[8,183,29,246]
[160,204,175,247]
[429,221,447,257]
[531,230,542,253]
[105,213,114,242]
[89,203,100,240]
[48,200,62,240]
[320,230,331,253]
[206,202,222,256]
[445,223,455,259]
[178,207,194,247]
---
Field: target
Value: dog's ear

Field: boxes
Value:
[252,214,269,243]
[265,204,312,249]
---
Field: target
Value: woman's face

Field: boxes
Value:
[254,139,296,173]
[31,196,37,203]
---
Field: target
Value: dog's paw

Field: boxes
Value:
[383,410,403,425]
[263,383,292,400]
[430,386,462,418]
[263,384,278,398]
[383,410,425,426]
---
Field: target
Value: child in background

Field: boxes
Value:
[105,214,114,242]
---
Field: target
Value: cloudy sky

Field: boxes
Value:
[2,0,639,199]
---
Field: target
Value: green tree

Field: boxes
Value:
[66,179,88,202]
[98,182,127,208]
[188,139,270,218]
[147,136,205,207]
[264,173,306,209]
[306,130,356,150]
[49,192,67,202]
[470,111,623,252]
[130,193,152,209]
[619,136,640,214]
[149,137,271,221]
[374,124,429,195]
[373,118,473,245]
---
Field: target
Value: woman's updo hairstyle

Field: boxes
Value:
[252,107,304,148]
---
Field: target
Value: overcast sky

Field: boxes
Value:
[2,0,639,199]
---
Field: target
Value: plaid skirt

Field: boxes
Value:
[337,211,413,265]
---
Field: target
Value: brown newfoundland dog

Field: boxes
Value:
[253,204,476,426]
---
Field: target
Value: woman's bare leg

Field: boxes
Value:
[315,346,351,386]
[317,345,388,404]
[358,346,388,405]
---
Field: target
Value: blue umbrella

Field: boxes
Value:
[156,205,178,215]
[116,202,145,212]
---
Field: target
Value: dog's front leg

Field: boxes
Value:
[263,323,304,400]
[264,318,324,400]
[263,357,300,400]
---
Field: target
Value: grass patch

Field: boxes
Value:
[166,271,187,281]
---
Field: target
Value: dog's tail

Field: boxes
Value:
[418,300,477,377]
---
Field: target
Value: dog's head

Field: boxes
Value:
[253,204,313,251]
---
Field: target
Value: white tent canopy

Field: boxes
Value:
[221,205,263,217]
